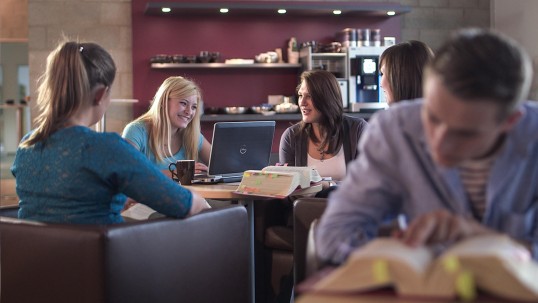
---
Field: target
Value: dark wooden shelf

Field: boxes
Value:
[145,1,411,17]
[151,63,302,69]
[200,112,376,122]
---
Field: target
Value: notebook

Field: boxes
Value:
[193,121,276,184]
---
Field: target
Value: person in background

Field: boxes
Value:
[379,40,434,105]
[122,76,211,175]
[11,41,209,224]
[279,69,368,193]
[317,28,538,265]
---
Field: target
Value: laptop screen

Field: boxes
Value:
[207,121,276,178]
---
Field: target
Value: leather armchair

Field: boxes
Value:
[0,205,249,303]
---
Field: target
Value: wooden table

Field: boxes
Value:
[184,182,322,303]
[296,293,510,303]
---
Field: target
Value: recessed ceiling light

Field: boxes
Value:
[387,11,396,16]
[278,9,286,14]
[161,7,171,13]
[333,10,342,15]
[220,8,229,13]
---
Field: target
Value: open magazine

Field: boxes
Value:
[234,166,322,198]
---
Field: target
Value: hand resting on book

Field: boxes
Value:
[396,209,498,248]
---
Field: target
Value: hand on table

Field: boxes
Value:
[395,210,496,247]
[195,162,208,174]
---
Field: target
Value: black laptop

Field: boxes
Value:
[194,121,276,184]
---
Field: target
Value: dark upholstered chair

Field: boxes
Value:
[0,205,249,303]
[292,197,327,286]
[254,198,294,302]
[292,197,399,291]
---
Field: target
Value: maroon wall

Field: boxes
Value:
[132,0,402,151]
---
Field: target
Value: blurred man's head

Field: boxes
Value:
[421,28,532,167]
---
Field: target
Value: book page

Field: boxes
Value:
[442,234,538,302]
[312,238,434,294]
[350,238,433,274]
[121,203,157,220]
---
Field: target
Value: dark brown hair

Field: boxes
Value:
[426,28,532,119]
[298,70,344,154]
[380,40,434,103]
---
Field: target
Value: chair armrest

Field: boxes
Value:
[1,205,249,303]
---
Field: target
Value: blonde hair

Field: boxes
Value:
[135,76,202,162]
[21,40,116,147]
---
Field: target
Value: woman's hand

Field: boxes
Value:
[195,162,208,174]
[397,210,496,247]
[188,192,211,216]
[122,197,138,211]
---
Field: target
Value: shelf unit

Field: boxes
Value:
[299,47,347,79]
[151,63,302,69]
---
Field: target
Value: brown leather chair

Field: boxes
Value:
[292,197,327,286]
[0,205,249,303]
[255,196,328,302]
[254,198,294,302]
[292,197,399,291]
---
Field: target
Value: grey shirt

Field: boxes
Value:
[279,115,368,166]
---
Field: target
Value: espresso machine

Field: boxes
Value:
[347,46,387,112]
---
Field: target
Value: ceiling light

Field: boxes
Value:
[220,8,229,13]
[333,10,342,15]
[161,7,171,13]
[387,11,396,16]
[278,9,286,14]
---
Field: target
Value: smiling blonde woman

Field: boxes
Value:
[123,76,211,173]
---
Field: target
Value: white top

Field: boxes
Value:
[307,147,346,181]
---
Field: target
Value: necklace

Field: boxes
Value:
[317,146,327,162]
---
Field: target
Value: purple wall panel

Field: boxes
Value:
[132,0,401,115]
[133,1,402,151]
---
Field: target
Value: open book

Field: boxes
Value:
[121,204,164,221]
[234,166,321,198]
[309,234,538,302]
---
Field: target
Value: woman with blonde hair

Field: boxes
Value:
[123,76,211,174]
[11,41,209,224]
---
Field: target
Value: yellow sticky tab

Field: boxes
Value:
[372,260,390,283]
[455,271,476,301]
[442,255,460,273]
[244,172,251,177]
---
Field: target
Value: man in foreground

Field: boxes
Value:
[317,28,538,264]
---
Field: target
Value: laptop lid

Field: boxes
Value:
[207,121,275,179]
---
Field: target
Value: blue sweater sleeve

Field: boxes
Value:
[90,134,192,218]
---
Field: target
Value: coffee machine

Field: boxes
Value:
[347,46,387,112]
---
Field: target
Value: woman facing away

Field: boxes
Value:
[379,40,434,105]
[279,69,368,188]
[122,76,211,175]
[10,41,209,224]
